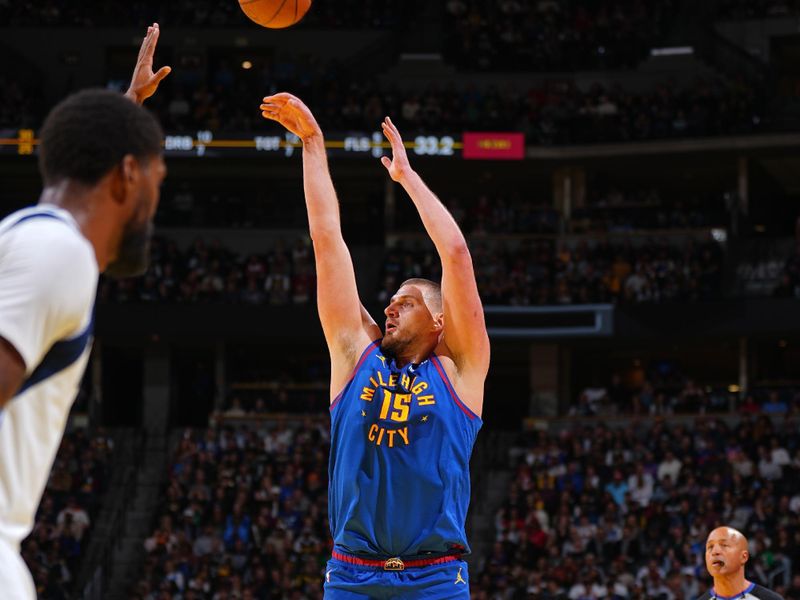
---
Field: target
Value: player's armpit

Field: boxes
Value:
[0,336,25,408]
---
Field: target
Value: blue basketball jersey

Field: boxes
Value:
[328,340,482,558]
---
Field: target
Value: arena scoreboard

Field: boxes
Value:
[0,129,525,160]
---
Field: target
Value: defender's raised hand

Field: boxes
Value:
[260,93,322,142]
[380,116,412,183]
[126,23,171,105]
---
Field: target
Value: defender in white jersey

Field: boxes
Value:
[0,24,170,599]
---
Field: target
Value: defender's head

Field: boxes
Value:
[382,278,443,357]
[705,526,749,577]
[39,89,165,278]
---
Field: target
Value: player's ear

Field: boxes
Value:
[110,154,140,206]
[742,550,749,564]
[432,312,444,332]
[122,154,141,200]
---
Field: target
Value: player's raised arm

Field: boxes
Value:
[261,94,379,398]
[125,23,172,105]
[380,117,490,410]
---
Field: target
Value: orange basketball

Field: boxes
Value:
[238,0,312,29]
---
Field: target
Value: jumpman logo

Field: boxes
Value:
[454,567,467,585]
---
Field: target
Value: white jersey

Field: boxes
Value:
[0,205,97,547]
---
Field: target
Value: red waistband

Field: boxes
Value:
[331,550,461,569]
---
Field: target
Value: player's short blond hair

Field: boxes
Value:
[400,278,442,314]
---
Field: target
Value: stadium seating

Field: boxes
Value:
[22,428,114,599]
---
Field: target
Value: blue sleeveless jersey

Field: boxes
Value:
[328,340,482,558]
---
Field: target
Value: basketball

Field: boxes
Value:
[238,0,312,29]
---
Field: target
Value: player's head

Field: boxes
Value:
[705,526,749,578]
[382,278,443,357]
[38,88,165,278]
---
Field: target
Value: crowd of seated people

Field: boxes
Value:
[380,236,723,306]
[0,62,765,146]
[571,366,800,417]
[99,236,316,305]
[443,0,672,71]
[102,232,724,308]
[133,421,331,600]
[717,0,800,19]
[571,187,725,233]
[147,66,761,145]
[22,428,114,600]
[391,189,723,237]
[476,415,800,599]
[0,0,419,28]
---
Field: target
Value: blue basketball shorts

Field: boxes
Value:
[323,557,471,599]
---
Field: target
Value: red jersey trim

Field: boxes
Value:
[330,339,382,411]
[431,355,480,420]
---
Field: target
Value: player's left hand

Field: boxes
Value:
[126,23,172,105]
[380,117,413,183]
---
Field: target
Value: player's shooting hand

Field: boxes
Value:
[260,93,322,143]
[380,117,412,183]
[126,23,172,105]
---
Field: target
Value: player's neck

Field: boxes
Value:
[713,574,751,597]
[39,181,114,271]
[391,341,437,369]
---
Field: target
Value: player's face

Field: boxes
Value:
[382,284,437,356]
[705,528,748,577]
[106,155,166,278]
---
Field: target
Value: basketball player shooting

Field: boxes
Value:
[260,93,490,598]
[0,25,169,599]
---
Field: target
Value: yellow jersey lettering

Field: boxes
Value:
[417,394,436,406]
[390,393,411,422]
[377,371,389,387]
[379,389,392,419]
[360,387,375,402]
[388,373,398,387]
[369,376,378,388]
[400,374,411,390]
[411,381,428,395]
[397,427,409,445]
[366,425,411,448]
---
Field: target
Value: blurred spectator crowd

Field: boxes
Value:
[100,233,724,307]
[476,415,800,599]
[100,237,316,305]
[134,421,330,600]
[381,237,723,306]
[443,0,672,71]
[0,66,764,146]
[22,428,114,599]
[133,412,800,599]
[391,188,723,237]
[0,0,419,29]
[148,70,762,146]
[572,366,800,416]
[717,0,800,19]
